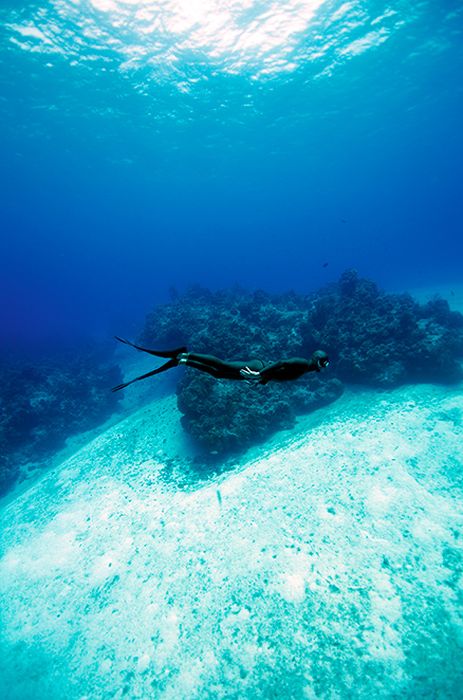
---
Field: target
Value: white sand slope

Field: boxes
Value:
[1,385,463,699]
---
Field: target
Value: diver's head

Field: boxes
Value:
[311,350,330,371]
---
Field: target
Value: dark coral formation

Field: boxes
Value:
[141,271,463,455]
[177,372,343,453]
[314,270,463,386]
[0,351,122,497]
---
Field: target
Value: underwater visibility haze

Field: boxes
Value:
[1,1,463,698]
[1,0,462,349]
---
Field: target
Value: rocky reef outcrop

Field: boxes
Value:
[4,271,460,494]
[141,271,463,455]
[0,351,122,497]
[313,270,463,386]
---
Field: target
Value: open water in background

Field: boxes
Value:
[1,4,463,699]
[1,0,462,353]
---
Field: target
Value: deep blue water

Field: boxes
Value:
[1,0,462,353]
[1,5,463,698]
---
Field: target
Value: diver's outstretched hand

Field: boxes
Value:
[240,367,262,381]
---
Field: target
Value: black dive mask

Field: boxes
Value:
[317,358,329,369]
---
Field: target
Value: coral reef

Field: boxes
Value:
[0,352,122,497]
[142,272,463,455]
[4,271,459,493]
[313,270,463,386]
[177,372,343,453]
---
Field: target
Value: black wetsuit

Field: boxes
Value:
[112,337,322,392]
[182,353,266,380]
[185,354,317,382]
[259,358,318,383]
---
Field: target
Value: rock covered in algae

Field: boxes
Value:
[141,272,463,453]
[312,270,463,386]
[0,350,122,496]
[177,372,343,453]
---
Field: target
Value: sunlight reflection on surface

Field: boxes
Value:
[4,0,409,84]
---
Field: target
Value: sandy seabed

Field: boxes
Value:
[0,377,462,700]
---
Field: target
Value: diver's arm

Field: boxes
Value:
[240,361,286,383]
[259,360,286,382]
[240,366,262,381]
[260,358,315,382]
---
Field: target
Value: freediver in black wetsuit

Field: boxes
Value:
[111,336,329,392]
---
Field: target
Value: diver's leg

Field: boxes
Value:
[183,353,236,371]
[180,353,241,379]
[181,359,224,378]
[111,358,178,392]
[115,336,187,359]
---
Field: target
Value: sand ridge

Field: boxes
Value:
[0,383,462,699]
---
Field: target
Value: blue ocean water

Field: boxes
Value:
[1,3,463,700]
[1,0,462,352]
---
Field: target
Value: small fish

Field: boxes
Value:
[322,262,329,268]
[341,218,347,223]
[216,490,222,506]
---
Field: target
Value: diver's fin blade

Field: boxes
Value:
[111,360,178,392]
[111,381,131,392]
[114,336,186,359]
[114,336,140,349]
[111,368,160,392]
